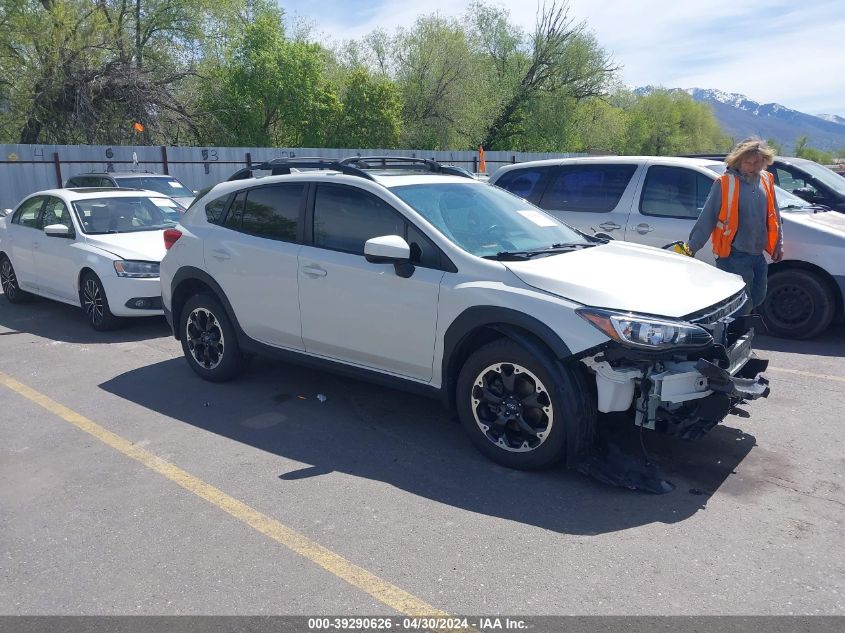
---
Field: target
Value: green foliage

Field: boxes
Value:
[0,0,730,155]
[793,135,834,164]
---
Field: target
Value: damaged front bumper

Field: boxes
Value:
[581,320,770,441]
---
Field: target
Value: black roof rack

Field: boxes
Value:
[339,156,476,179]
[227,159,376,182]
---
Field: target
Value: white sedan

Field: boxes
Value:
[0,188,184,330]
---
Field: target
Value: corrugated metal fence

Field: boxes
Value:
[0,144,585,209]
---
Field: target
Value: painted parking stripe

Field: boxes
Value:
[767,366,845,383]
[0,370,447,617]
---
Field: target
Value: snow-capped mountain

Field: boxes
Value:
[635,86,845,152]
[817,114,845,126]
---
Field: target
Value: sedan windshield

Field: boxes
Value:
[114,176,194,198]
[390,182,589,257]
[72,196,182,234]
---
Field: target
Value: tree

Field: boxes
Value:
[793,135,833,164]
[470,1,617,149]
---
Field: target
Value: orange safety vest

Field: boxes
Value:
[711,171,780,258]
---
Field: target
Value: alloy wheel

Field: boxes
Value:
[186,307,225,370]
[1,259,17,300]
[82,278,105,325]
[470,362,554,452]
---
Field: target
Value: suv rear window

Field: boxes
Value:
[539,164,637,212]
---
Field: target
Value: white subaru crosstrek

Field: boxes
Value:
[0,188,183,329]
[159,158,770,484]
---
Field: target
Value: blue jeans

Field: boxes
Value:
[715,251,768,312]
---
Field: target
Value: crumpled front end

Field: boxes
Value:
[579,292,770,441]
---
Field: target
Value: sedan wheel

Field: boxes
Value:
[0,256,29,304]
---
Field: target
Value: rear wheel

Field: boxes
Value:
[456,338,594,470]
[761,269,835,339]
[0,255,30,304]
[180,293,245,382]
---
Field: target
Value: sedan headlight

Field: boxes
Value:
[113,260,160,278]
[577,308,713,350]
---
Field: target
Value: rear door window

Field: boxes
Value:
[11,197,45,228]
[540,164,637,212]
[223,184,304,242]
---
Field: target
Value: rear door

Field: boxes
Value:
[536,163,641,238]
[5,196,46,291]
[35,196,80,301]
[203,183,306,349]
[624,163,717,263]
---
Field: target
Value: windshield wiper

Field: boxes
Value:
[483,242,595,261]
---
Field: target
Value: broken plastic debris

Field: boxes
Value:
[317,394,327,403]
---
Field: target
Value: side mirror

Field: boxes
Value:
[3,208,13,217]
[44,223,73,238]
[364,235,415,278]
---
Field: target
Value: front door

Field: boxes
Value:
[625,164,717,264]
[298,184,443,381]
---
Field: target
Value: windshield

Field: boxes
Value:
[390,182,589,257]
[790,160,845,194]
[114,176,194,198]
[72,196,183,235]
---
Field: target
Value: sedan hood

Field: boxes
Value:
[84,230,167,262]
[783,208,845,235]
[505,241,745,319]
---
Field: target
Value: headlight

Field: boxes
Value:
[576,308,713,350]
[113,260,160,278]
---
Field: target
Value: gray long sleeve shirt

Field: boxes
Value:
[689,168,784,256]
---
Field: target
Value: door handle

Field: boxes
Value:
[598,222,621,231]
[634,223,654,234]
[302,265,327,278]
[211,248,231,261]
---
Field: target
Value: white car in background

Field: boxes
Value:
[0,188,184,330]
[490,156,845,339]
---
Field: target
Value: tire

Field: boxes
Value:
[456,338,594,470]
[79,272,120,331]
[180,293,245,382]
[760,269,835,339]
[0,255,30,304]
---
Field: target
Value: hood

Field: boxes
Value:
[782,208,845,236]
[84,230,167,262]
[505,241,745,319]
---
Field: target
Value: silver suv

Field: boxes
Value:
[159,157,770,488]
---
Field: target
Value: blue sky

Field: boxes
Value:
[280,0,845,117]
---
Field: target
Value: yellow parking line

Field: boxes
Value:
[768,366,845,383]
[0,370,447,617]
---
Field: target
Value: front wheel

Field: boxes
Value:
[456,338,594,470]
[180,293,245,382]
[760,269,835,339]
[0,255,30,304]
[79,272,119,331]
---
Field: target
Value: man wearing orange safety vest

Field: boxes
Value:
[689,138,783,314]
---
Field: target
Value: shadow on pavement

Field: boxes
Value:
[755,323,845,357]
[0,293,170,344]
[100,356,758,536]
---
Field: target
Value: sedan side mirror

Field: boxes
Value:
[364,235,415,278]
[44,223,73,238]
